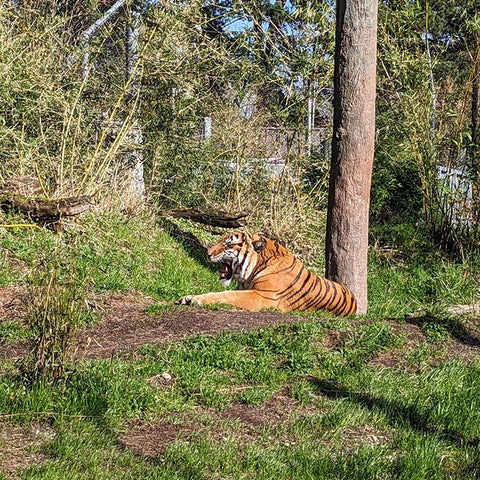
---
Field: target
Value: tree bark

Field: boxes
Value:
[471,39,480,222]
[325,0,378,314]
[125,0,146,199]
[0,194,94,224]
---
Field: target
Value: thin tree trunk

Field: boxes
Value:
[307,81,315,157]
[325,0,378,315]
[125,0,145,199]
[471,41,480,222]
[81,0,126,80]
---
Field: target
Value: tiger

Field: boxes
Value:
[176,231,357,316]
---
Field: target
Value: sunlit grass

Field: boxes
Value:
[2,318,480,478]
[1,213,479,478]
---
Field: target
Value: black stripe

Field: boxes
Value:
[248,283,279,293]
[293,275,323,311]
[326,282,343,312]
[341,288,354,315]
[333,286,349,315]
[300,279,328,311]
[285,271,314,304]
[233,252,246,275]
[344,292,357,315]
[255,291,279,301]
[307,276,338,311]
[275,263,304,296]
[312,280,337,312]
[316,280,332,307]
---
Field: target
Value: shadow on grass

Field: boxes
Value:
[406,314,480,349]
[160,218,214,271]
[307,376,479,451]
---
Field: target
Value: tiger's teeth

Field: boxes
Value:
[219,263,232,280]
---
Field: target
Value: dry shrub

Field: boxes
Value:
[21,245,93,383]
[204,101,328,266]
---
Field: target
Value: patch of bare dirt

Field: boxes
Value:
[1,287,480,366]
[0,340,30,363]
[0,286,28,322]
[369,319,480,368]
[74,291,301,360]
[119,419,190,458]
[218,389,299,428]
[119,391,304,458]
[369,322,427,369]
[444,318,480,362]
[0,422,55,476]
[323,330,348,349]
[119,394,393,460]
[212,390,307,448]
[0,290,301,362]
[0,286,31,362]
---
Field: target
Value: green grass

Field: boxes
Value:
[1,213,479,478]
[0,320,32,342]
[1,322,480,479]
[0,212,219,298]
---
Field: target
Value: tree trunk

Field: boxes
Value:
[325,0,378,315]
[471,39,480,222]
[0,193,93,224]
[125,0,146,199]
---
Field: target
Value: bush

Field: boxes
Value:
[21,240,94,384]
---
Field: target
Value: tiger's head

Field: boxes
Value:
[207,232,266,286]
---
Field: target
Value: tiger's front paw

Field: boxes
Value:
[175,295,202,306]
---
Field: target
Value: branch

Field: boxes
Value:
[81,0,126,79]
[161,208,248,228]
[0,194,94,224]
[82,0,126,40]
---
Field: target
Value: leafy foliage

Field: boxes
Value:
[0,3,479,477]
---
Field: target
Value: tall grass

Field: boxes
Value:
[20,236,95,383]
[0,4,144,203]
[0,3,479,477]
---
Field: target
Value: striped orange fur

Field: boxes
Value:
[176,232,357,316]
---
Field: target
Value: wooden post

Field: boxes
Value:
[325,0,378,315]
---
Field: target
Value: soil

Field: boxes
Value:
[75,291,307,360]
[119,389,304,458]
[1,286,479,473]
[0,289,304,362]
[0,422,55,476]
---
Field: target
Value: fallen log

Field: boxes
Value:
[162,208,248,228]
[0,193,94,224]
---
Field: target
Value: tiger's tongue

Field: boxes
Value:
[219,263,232,280]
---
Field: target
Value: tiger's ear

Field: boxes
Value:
[252,233,266,252]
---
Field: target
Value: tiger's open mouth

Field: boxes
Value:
[219,263,233,281]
